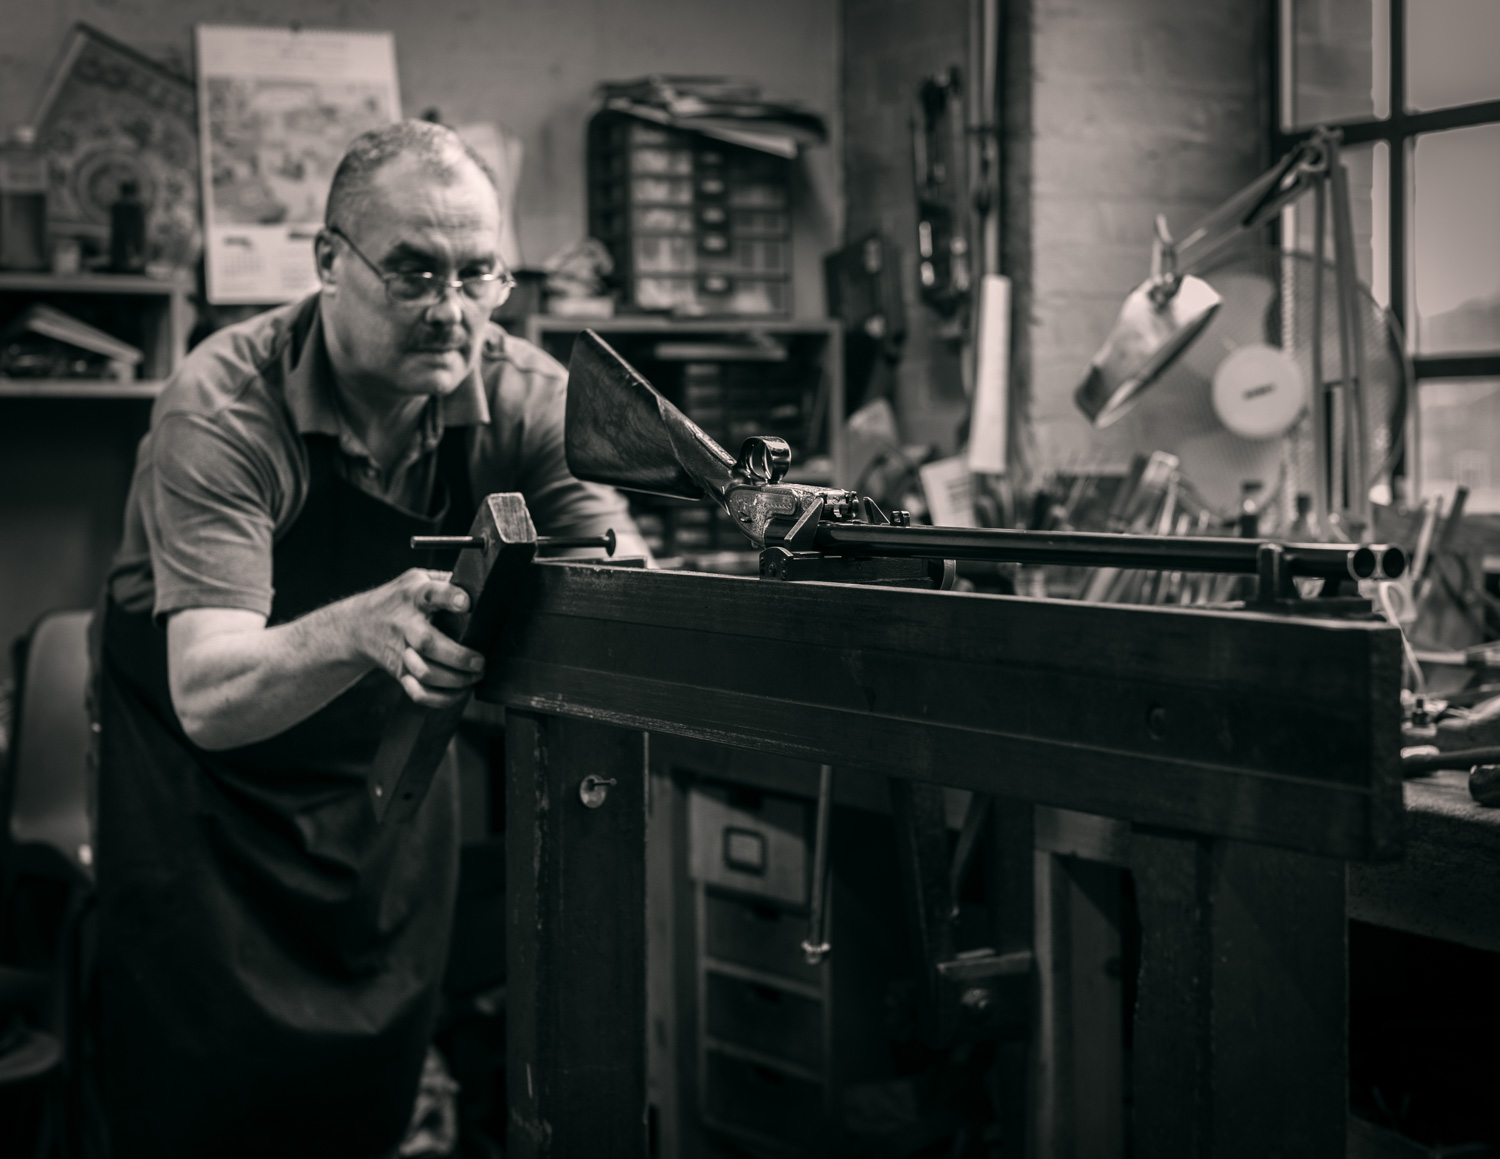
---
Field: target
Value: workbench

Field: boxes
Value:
[478,559,1405,1159]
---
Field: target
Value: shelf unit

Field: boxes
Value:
[0,379,163,399]
[0,270,189,395]
[0,272,187,687]
[647,746,913,1159]
[523,315,845,565]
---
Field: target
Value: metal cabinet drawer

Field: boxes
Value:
[688,785,808,906]
[702,891,822,986]
[705,970,824,1069]
[703,1049,825,1149]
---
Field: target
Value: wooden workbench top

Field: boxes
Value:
[1348,769,1500,954]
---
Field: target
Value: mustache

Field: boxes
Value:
[410,330,469,353]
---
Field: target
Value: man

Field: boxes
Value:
[95,120,645,1157]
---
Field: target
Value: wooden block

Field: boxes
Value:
[370,493,536,823]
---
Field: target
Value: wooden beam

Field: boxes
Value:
[483,563,1403,859]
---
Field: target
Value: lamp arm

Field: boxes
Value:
[1327,134,1373,532]
[1172,139,1329,272]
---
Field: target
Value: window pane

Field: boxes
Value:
[1413,124,1500,354]
[1289,140,1389,306]
[1285,0,1389,130]
[1407,0,1500,111]
[1419,379,1500,513]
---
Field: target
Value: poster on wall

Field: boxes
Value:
[195,25,401,304]
[32,24,201,272]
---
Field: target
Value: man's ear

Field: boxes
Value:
[314,229,338,288]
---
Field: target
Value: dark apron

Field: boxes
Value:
[97,423,474,1158]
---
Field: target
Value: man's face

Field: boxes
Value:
[317,155,503,400]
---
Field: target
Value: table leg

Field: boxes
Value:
[506,711,649,1158]
[1130,830,1347,1158]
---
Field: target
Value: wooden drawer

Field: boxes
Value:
[703,891,822,986]
[688,784,808,906]
[703,1049,825,1149]
[705,970,824,1069]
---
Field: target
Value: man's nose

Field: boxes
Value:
[424,283,466,326]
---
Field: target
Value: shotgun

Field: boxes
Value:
[564,329,1406,601]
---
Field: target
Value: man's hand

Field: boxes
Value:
[348,568,486,708]
[167,570,486,751]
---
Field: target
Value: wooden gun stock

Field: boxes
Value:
[565,329,736,501]
[369,493,537,824]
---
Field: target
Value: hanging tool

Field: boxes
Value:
[801,764,835,965]
[911,67,972,320]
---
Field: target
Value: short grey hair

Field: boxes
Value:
[324,119,498,230]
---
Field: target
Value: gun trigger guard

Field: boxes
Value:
[735,436,791,485]
[784,497,825,552]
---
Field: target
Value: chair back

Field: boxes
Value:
[7,610,94,886]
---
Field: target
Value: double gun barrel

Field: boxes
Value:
[809,522,1407,583]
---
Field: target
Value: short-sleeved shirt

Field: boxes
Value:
[108,292,631,621]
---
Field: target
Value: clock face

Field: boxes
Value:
[1211,343,1308,440]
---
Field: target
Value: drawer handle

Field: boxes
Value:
[723,827,766,874]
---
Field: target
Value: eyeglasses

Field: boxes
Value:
[327,225,516,309]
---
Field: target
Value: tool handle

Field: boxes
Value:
[371,494,538,823]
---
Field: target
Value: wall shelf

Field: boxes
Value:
[527,316,840,338]
[0,271,185,296]
[0,271,187,686]
[0,378,163,399]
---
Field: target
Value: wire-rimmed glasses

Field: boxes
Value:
[327,225,516,310]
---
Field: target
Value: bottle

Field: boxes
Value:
[1236,480,1264,539]
[0,125,49,271]
[109,180,148,274]
[1287,492,1319,543]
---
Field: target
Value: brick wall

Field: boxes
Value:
[842,0,1270,478]
[1030,0,1269,476]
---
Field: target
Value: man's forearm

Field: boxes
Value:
[169,600,373,751]
[167,569,482,753]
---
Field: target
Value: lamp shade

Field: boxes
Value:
[1074,274,1222,428]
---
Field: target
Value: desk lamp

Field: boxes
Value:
[1074,127,1373,537]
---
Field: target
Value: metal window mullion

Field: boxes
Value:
[1389,0,1409,351]
[1415,355,1500,380]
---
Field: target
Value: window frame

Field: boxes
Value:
[1274,0,1500,387]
